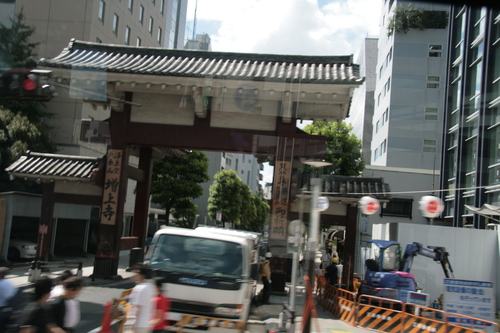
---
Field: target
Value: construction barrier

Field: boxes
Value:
[357,295,406,333]
[313,271,499,333]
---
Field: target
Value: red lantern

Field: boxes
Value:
[359,196,380,215]
[419,195,444,218]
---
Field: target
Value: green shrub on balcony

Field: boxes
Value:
[387,4,448,36]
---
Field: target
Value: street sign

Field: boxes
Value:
[359,196,380,215]
[419,195,444,218]
[317,196,329,211]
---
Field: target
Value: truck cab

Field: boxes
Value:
[145,226,260,332]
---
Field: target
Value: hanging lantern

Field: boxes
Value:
[419,195,444,218]
[359,196,380,215]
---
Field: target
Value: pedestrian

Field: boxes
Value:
[49,276,84,333]
[17,276,66,333]
[49,270,74,299]
[124,264,155,333]
[320,248,332,269]
[325,257,340,286]
[150,277,170,333]
[0,267,19,332]
[261,252,272,304]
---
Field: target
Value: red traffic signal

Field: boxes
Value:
[0,69,55,101]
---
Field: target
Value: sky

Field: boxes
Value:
[184,0,383,185]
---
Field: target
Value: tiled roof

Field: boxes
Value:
[5,151,101,182]
[301,175,392,200]
[38,39,362,84]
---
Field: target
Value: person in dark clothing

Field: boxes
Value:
[18,276,65,333]
[49,277,84,333]
[325,257,339,286]
[260,252,272,304]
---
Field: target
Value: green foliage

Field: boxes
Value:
[0,10,39,68]
[0,107,46,192]
[150,151,210,226]
[387,4,448,36]
[172,199,198,229]
[207,170,269,230]
[302,121,364,176]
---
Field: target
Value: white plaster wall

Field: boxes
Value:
[372,223,499,311]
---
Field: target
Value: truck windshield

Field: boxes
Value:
[149,234,243,278]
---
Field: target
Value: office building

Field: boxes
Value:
[440,5,500,228]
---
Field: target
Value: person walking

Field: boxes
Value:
[325,257,340,286]
[320,249,332,269]
[124,264,155,333]
[261,252,272,304]
[49,277,84,333]
[150,277,170,333]
[49,270,74,299]
[17,276,66,333]
[0,267,19,332]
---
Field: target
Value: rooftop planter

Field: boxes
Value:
[387,4,448,36]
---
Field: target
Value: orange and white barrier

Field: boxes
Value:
[315,272,499,333]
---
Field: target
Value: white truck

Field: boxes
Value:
[145,226,261,332]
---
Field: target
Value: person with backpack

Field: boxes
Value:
[49,277,84,333]
[0,267,19,332]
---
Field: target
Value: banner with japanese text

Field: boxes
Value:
[100,149,122,225]
[270,161,291,240]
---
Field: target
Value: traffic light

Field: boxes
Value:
[0,69,55,101]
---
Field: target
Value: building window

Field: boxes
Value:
[96,37,102,43]
[157,27,162,43]
[427,75,440,89]
[139,5,144,24]
[429,44,442,57]
[125,26,131,44]
[112,14,119,34]
[136,37,141,46]
[423,139,437,153]
[374,148,379,161]
[377,93,381,106]
[383,109,389,123]
[160,0,165,14]
[227,159,232,167]
[235,159,239,171]
[98,0,105,21]
[128,0,133,13]
[379,66,383,80]
[376,120,380,133]
[149,17,154,34]
[425,107,438,120]
[381,198,413,218]
[381,139,387,154]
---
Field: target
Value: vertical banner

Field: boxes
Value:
[270,161,291,240]
[100,149,123,225]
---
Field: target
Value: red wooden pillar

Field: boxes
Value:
[37,182,55,261]
[132,147,153,248]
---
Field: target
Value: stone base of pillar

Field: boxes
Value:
[93,257,119,279]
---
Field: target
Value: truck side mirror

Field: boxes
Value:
[250,263,259,280]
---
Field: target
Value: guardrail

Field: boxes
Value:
[27,260,83,283]
[317,282,499,333]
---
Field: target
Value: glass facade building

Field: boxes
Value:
[441,5,500,228]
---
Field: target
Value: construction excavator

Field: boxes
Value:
[355,239,454,302]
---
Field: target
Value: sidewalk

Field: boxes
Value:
[5,250,135,289]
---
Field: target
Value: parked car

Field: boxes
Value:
[8,233,37,261]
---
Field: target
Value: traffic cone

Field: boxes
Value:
[98,301,113,333]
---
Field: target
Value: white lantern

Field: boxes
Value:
[419,195,444,218]
[359,196,380,215]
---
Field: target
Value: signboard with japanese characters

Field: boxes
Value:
[443,278,496,328]
[270,161,291,240]
[100,149,123,225]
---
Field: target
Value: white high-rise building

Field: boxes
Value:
[350,1,451,237]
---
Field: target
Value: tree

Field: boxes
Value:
[171,199,198,229]
[0,10,39,69]
[239,191,270,231]
[150,151,209,226]
[302,121,364,176]
[208,170,244,226]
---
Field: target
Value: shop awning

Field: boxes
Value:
[327,229,345,241]
[465,204,500,223]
